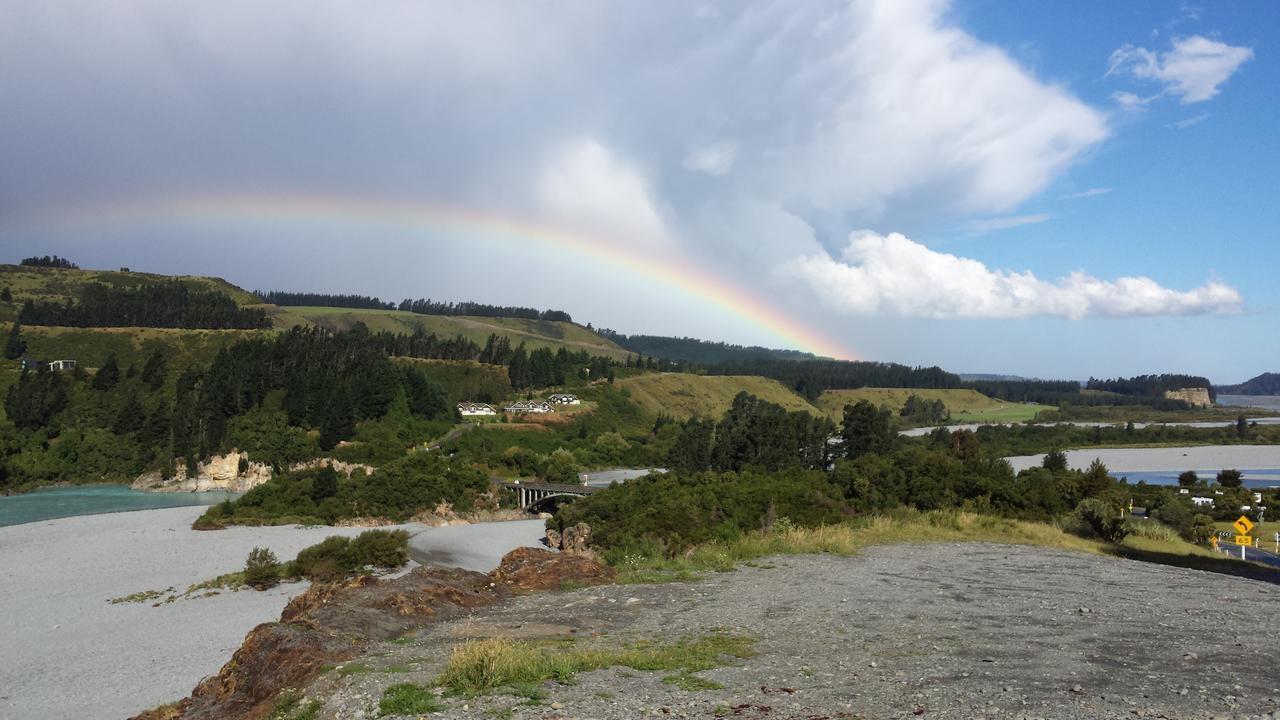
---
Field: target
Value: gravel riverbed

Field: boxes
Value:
[304,543,1280,720]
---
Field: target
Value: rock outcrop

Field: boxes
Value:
[1164,387,1212,407]
[131,451,272,493]
[490,546,615,591]
[131,566,507,720]
[545,522,595,554]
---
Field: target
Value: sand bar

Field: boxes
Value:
[1004,444,1280,473]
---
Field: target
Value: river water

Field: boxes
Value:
[0,484,238,528]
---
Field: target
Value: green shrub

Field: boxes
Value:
[348,529,410,568]
[243,547,281,590]
[1066,499,1129,543]
[295,536,353,581]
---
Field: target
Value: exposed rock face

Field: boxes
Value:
[286,458,376,477]
[131,566,507,720]
[131,451,272,493]
[1165,387,1212,407]
[545,522,594,554]
[490,546,615,591]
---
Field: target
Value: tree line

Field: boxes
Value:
[397,297,571,323]
[19,255,78,269]
[255,291,395,310]
[18,281,271,329]
[594,330,818,365]
[1086,373,1215,401]
[703,358,962,400]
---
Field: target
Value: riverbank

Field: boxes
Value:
[0,484,237,528]
[0,506,537,720]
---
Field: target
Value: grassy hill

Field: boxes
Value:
[615,373,819,420]
[815,387,1050,423]
[267,306,631,360]
[0,264,257,321]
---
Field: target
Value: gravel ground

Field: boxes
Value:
[407,520,546,572]
[1004,445,1280,474]
[0,507,423,720]
[303,544,1280,720]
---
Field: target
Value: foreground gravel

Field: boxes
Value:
[304,544,1280,720]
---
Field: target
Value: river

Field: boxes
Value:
[0,484,238,528]
[1003,445,1280,488]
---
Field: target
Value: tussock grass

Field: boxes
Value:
[437,634,755,696]
[1123,519,1183,544]
[377,683,443,715]
[612,510,1105,583]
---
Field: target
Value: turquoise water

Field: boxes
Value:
[1119,469,1280,488]
[0,484,238,528]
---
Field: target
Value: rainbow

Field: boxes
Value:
[8,191,858,360]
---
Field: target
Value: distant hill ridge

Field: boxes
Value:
[1217,373,1280,396]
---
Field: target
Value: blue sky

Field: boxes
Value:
[0,1,1275,382]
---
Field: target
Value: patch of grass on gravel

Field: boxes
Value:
[609,508,1280,585]
[663,672,724,690]
[378,683,443,716]
[438,633,755,696]
[268,692,321,720]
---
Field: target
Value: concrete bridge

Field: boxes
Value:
[494,480,603,512]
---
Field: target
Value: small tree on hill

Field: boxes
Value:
[0,287,11,302]
[91,353,120,390]
[1236,415,1250,440]
[1177,470,1198,488]
[4,321,26,360]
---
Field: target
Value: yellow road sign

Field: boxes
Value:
[1234,516,1255,535]
[1235,534,1253,546]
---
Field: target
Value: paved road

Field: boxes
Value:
[1218,541,1280,569]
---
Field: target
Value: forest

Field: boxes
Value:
[1217,372,1280,396]
[19,255,78,269]
[1086,373,1216,400]
[18,281,271,330]
[704,358,961,400]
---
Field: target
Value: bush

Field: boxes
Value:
[348,529,410,568]
[243,547,281,590]
[292,529,410,582]
[1066,499,1129,543]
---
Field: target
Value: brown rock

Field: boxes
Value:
[489,546,616,591]
[561,522,593,553]
[133,566,507,720]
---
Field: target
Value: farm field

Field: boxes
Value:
[814,387,1050,423]
[616,372,818,420]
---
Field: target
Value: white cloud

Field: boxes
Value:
[784,230,1242,319]
[683,141,738,177]
[537,139,674,250]
[1108,35,1253,104]
[1063,187,1112,200]
[1167,113,1209,130]
[968,213,1051,232]
[1111,91,1154,111]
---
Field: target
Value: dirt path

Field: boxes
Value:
[296,543,1280,719]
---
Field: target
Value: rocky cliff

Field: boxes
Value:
[131,451,272,493]
[1164,387,1212,407]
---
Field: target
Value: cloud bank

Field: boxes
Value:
[1109,35,1253,104]
[786,231,1243,320]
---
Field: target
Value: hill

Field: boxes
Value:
[0,264,257,322]
[814,387,1050,423]
[1217,372,1280,396]
[614,372,818,420]
[266,306,631,360]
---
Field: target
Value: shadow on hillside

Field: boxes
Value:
[1105,546,1280,586]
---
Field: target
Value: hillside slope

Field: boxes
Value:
[0,264,257,321]
[615,372,818,419]
[815,387,1050,423]
[268,306,631,360]
[1218,372,1280,396]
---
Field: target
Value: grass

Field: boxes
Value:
[268,691,322,720]
[267,306,631,360]
[615,373,818,420]
[606,509,1280,586]
[378,683,445,716]
[814,387,1051,424]
[1214,520,1280,543]
[436,634,756,697]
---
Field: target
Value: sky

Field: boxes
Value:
[0,0,1276,383]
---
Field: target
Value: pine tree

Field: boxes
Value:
[91,353,120,390]
[4,321,27,360]
[141,349,167,391]
[0,287,11,302]
[318,390,355,451]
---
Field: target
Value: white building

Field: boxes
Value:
[1191,496,1214,507]
[546,393,581,405]
[505,401,554,414]
[47,359,77,371]
[457,402,497,417]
